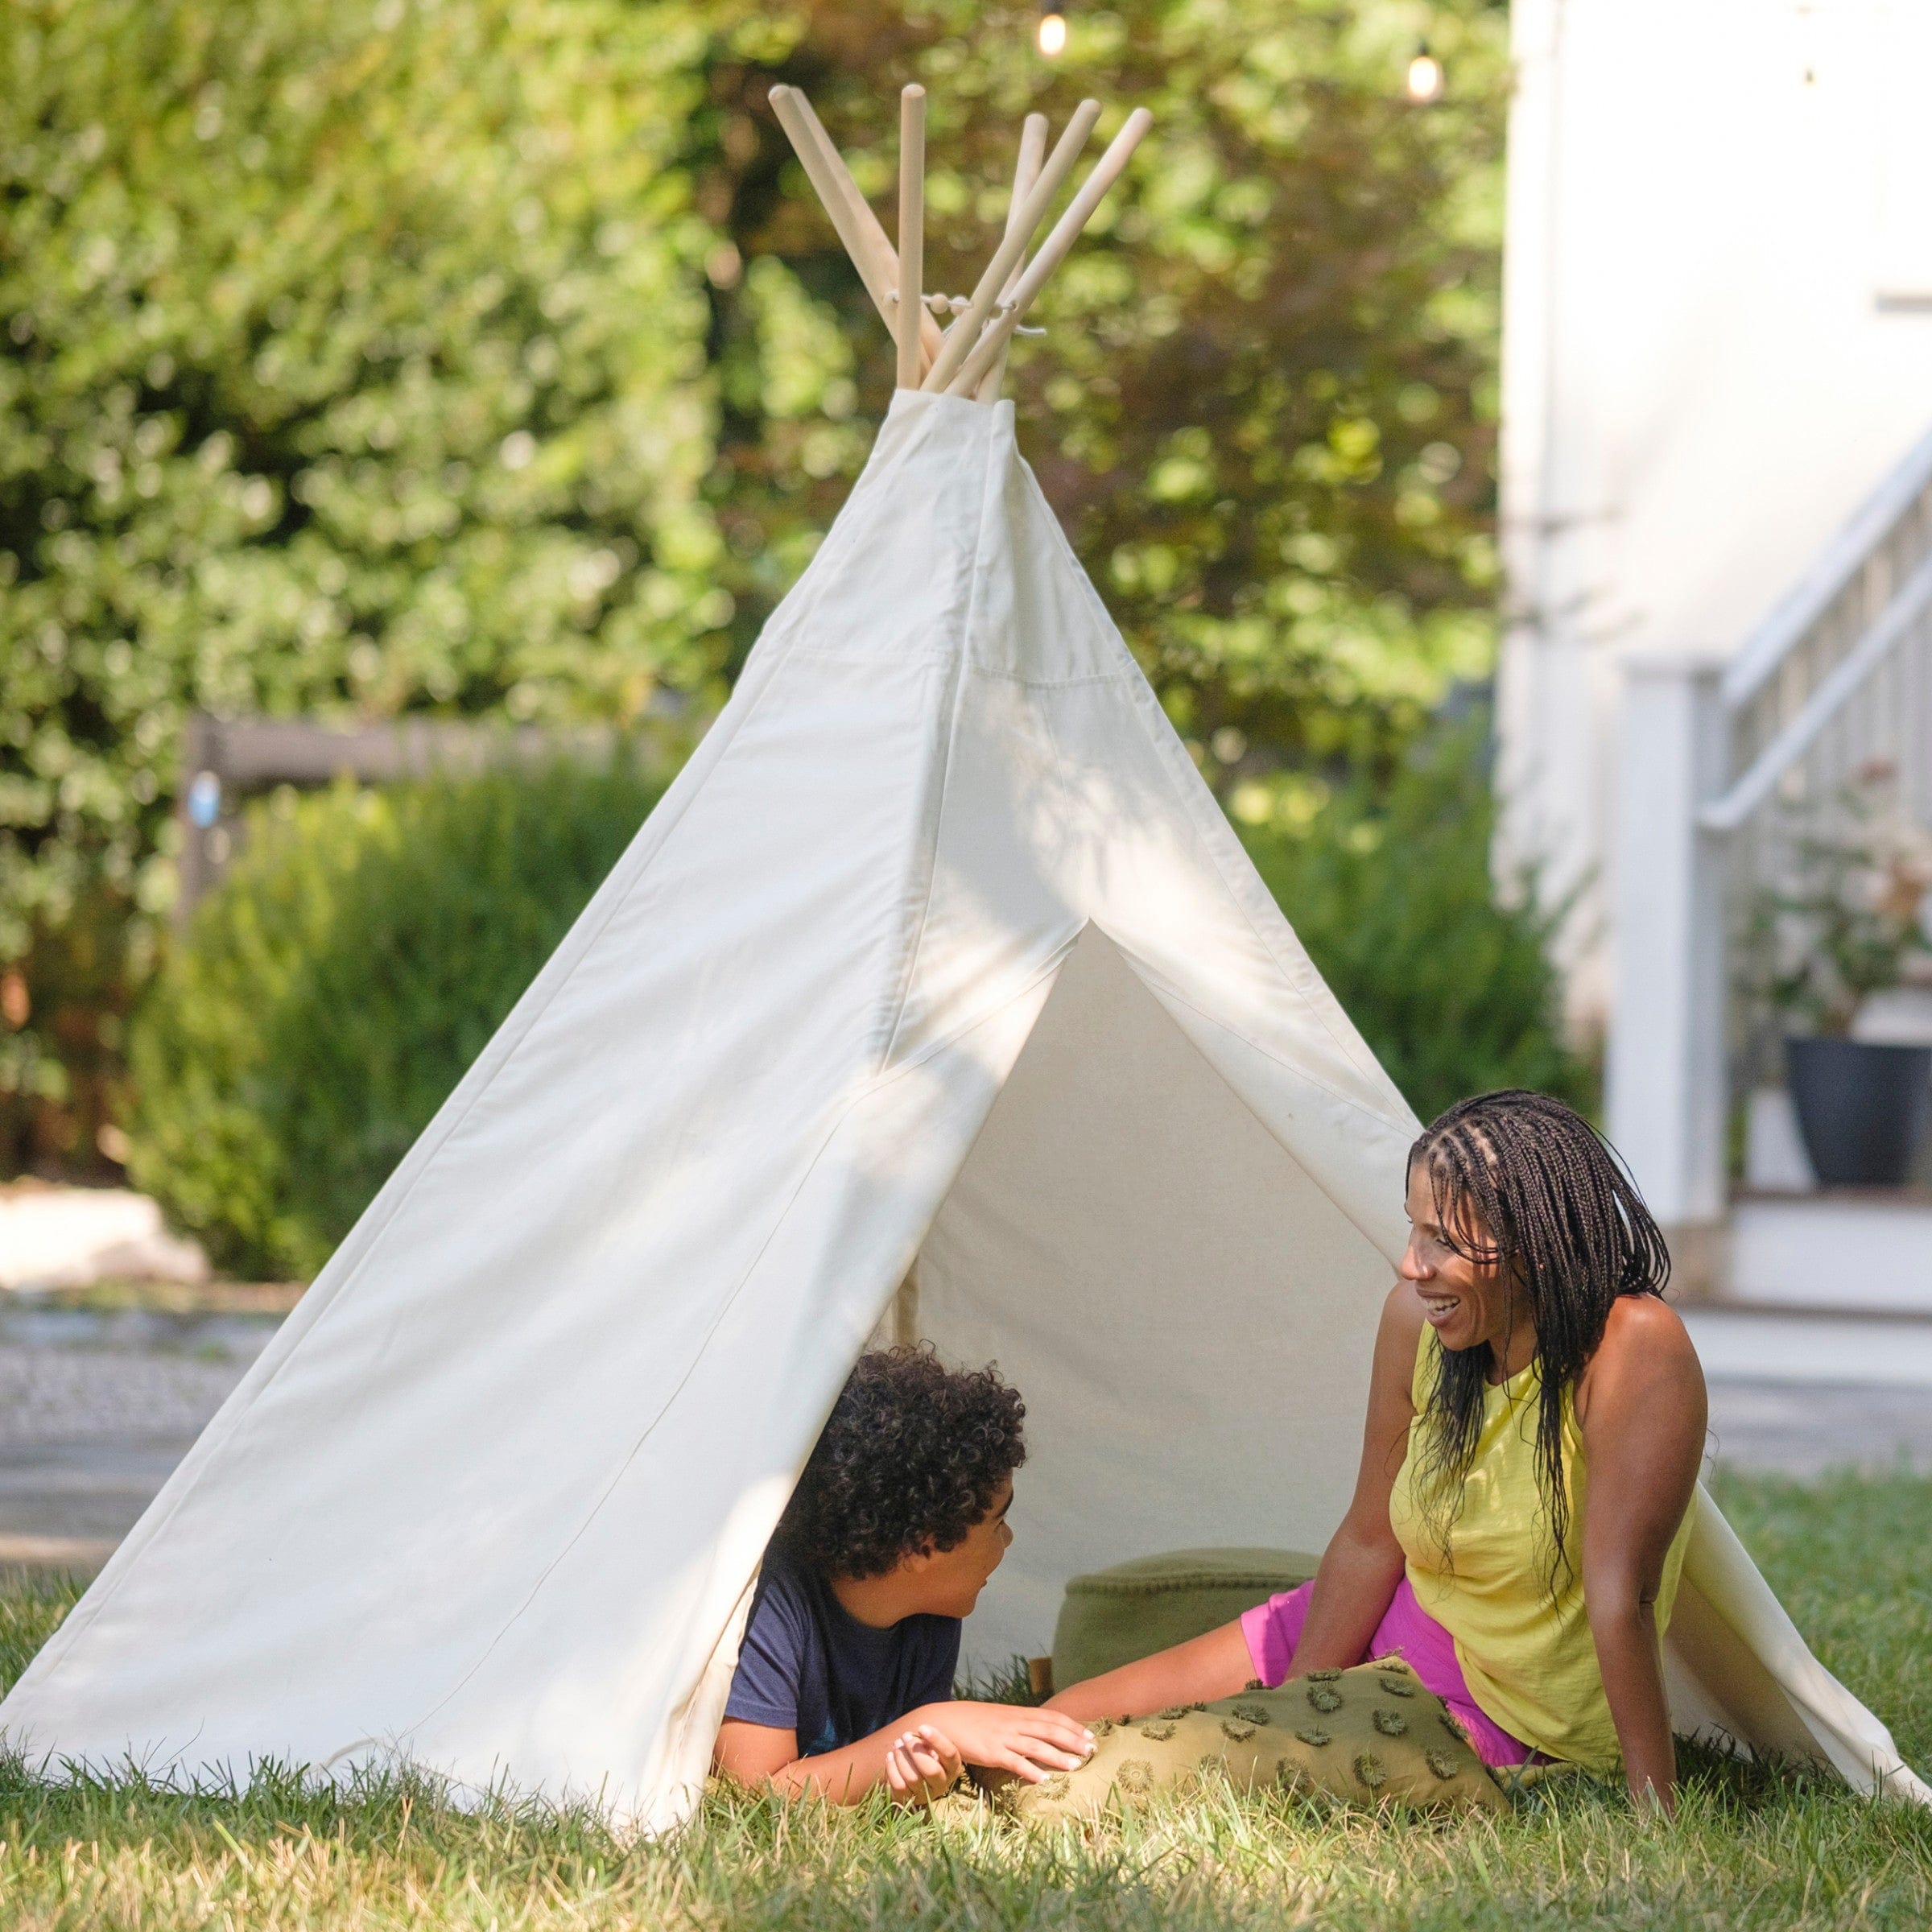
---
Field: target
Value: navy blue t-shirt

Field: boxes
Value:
[724,1545,960,1757]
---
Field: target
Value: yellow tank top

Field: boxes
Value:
[1386,1324,1695,1773]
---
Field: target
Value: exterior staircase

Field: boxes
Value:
[1606,427,1932,1340]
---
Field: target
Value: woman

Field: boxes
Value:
[1048,1090,1707,1813]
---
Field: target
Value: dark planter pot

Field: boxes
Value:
[1785,1036,1932,1187]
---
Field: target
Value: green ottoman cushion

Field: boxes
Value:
[989,1656,1509,1821]
[1051,1546,1322,1691]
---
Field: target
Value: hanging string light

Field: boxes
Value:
[1037,2,1068,59]
[1406,41,1445,103]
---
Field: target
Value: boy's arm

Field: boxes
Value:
[713,1703,1096,1805]
[714,1715,910,1803]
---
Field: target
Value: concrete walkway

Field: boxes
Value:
[0,1305,270,1571]
[1686,1305,1932,1481]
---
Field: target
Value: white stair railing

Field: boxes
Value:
[1705,422,1932,840]
[1607,428,1932,1257]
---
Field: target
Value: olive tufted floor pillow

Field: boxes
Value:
[986,1656,1508,1822]
[1051,1546,1323,1691]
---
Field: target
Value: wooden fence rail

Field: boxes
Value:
[173,712,671,922]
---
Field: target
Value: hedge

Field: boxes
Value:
[126,758,660,1280]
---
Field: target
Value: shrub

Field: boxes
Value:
[126,758,659,1281]
[6,0,1511,1172]
[1237,727,1593,1126]
[0,0,732,1172]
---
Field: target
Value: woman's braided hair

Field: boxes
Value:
[1410,1089,1670,1588]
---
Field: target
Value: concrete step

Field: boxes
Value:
[1679,1304,1932,1386]
[1719,1191,1932,1315]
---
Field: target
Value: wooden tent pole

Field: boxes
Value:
[919,99,1101,395]
[975,114,1049,404]
[767,86,894,335]
[946,107,1152,399]
[790,88,945,370]
[768,86,943,371]
[896,86,927,390]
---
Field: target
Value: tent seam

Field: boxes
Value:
[877,407,1006,1072]
[962,667,1135,690]
[872,937,1078,1083]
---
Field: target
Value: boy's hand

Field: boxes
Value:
[927,1701,1096,1782]
[884,1724,963,1806]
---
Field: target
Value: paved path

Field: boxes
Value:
[0,1307,266,1570]
[2,1304,1929,1575]
[1704,1378,1932,1480]
[1686,1305,1932,1480]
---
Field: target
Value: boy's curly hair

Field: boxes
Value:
[774,1347,1026,1581]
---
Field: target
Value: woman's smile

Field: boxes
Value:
[1398,1162,1530,1368]
[1415,1283,1484,1355]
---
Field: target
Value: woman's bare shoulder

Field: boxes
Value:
[1580,1294,1705,1414]
[1598,1291,1697,1357]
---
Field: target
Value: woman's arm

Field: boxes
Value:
[1576,1294,1707,1816]
[713,1700,1095,1804]
[1044,1616,1255,1722]
[1280,1282,1420,1674]
[1047,1283,1422,1719]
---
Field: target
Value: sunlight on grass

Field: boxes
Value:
[2,1471,1928,1930]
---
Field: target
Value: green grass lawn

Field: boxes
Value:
[3,1469,1930,1930]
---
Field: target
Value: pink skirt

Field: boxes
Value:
[1239,1577,1534,1769]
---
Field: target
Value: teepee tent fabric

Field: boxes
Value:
[2,394,1923,1828]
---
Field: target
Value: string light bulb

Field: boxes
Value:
[1037,2,1067,58]
[1406,42,1444,103]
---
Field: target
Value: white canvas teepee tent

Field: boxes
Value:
[3,91,1923,1834]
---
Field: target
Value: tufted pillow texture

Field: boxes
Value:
[987,1656,1508,1822]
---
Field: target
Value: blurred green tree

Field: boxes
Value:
[2,0,1508,1179]
[697,0,1506,762]
[0,0,728,1164]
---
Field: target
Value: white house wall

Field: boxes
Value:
[1498,0,1932,1024]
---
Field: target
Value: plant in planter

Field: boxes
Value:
[1747,766,1932,1187]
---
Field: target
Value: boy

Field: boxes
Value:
[713,1347,1096,1803]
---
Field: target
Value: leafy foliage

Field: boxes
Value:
[126,759,659,1279]
[1238,725,1593,1125]
[0,0,726,1165]
[704,0,1508,758]
[3,0,1510,1169]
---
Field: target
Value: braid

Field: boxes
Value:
[1409,1090,1670,1595]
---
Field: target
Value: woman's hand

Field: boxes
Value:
[919,1700,1096,1781]
[883,1724,964,1806]
[1577,1294,1708,1817]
